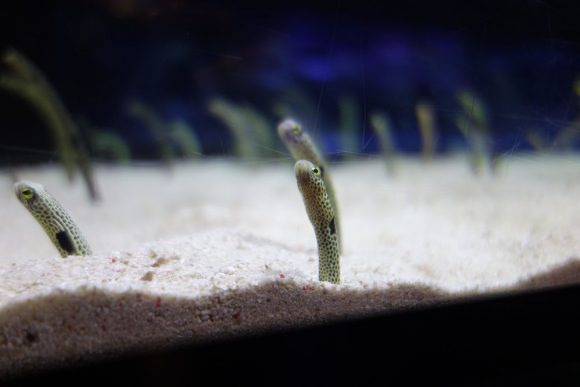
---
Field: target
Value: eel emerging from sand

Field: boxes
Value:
[14,181,92,257]
[278,118,342,252]
[295,160,340,284]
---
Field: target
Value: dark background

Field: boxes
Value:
[1,0,580,162]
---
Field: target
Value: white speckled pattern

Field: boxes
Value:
[14,180,92,257]
[295,160,340,284]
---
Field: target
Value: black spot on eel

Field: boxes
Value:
[14,180,92,257]
[295,160,340,284]
[278,118,342,252]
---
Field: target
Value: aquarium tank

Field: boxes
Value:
[1,0,580,385]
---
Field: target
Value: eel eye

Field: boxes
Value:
[21,188,34,200]
[312,167,320,176]
[292,126,301,135]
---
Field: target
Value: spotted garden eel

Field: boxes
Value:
[14,180,92,257]
[295,160,340,284]
[278,118,342,252]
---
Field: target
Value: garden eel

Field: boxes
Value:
[278,118,342,252]
[14,180,92,257]
[295,160,340,284]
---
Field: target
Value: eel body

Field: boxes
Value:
[14,180,92,257]
[295,160,340,284]
[278,118,342,251]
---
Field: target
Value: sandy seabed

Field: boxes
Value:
[1,155,580,376]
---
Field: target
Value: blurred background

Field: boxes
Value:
[0,0,579,164]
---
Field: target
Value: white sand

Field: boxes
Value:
[1,155,580,375]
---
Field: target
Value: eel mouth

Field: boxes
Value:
[277,119,301,144]
[294,160,314,184]
[13,181,26,197]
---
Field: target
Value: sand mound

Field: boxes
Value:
[1,156,580,376]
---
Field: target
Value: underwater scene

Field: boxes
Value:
[1,0,580,377]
